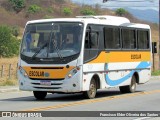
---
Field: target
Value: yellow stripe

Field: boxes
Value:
[23,66,75,79]
[23,90,160,111]
[88,51,151,63]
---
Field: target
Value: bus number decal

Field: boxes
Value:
[29,71,44,77]
[131,54,141,59]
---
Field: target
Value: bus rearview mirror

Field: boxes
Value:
[152,42,157,53]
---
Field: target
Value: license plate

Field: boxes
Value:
[40,81,51,86]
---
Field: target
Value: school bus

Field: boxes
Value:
[18,15,151,99]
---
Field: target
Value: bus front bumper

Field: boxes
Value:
[18,71,82,93]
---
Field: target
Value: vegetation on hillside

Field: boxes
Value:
[0,25,20,57]
[0,0,159,58]
[0,0,158,27]
[80,5,96,15]
[63,7,72,16]
[115,8,128,16]
[9,0,25,13]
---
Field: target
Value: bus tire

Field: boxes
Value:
[83,78,97,99]
[33,91,47,100]
[119,75,136,93]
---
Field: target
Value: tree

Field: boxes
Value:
[27,4,41,14]
[115,8,127,16]
[0,25,20,57]
[63,7,72,16]
[9,0,25,13]
[80,8,96,15]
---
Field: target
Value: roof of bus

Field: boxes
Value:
[26,15,150,29]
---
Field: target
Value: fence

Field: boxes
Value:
[0,64,18,80]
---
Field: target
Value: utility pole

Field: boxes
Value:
[159,0,160,69]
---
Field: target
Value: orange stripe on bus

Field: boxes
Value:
[88,51,151,63]
[23,66,75,79]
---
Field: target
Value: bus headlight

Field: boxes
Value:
[19,66,28,78]
[66,66,80,79]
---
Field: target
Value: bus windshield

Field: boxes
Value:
[21,22,83,60]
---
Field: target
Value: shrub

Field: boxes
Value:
[115,8,127,16]
[11,26,20,38]
[0,25,20,57]
[47,7,54,13]
[63,7,72,16]
[80,8,96,15]
[8,0,25,13]
[27,4,41,14]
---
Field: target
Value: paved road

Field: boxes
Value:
[0,78,160,120]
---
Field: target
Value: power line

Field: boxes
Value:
[96,0,159,7]
[100,5,159,7]
[103,0,154,2]
[78,0,158,8]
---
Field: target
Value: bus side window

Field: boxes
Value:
[122,29,136,49]
[104,27,120,49]
[137,30,149,49]
[85,32,90,48]
[90,32,98,49]
[85,32,98,49]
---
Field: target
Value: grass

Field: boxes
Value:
[0,57,18,64]
[151,70,160,76]
[0,57,18,76]
[0,57,18,86]
[0,78,18,86]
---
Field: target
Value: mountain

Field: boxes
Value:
[126,8,159,24]
[71,0,159,24]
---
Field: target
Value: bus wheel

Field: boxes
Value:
[119,75,136,93]
[83,78,97,99]
[33,91,47,100]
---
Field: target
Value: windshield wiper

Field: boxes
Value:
[51,38,64,60]
[31,42,47,60]
[49,25,64,61]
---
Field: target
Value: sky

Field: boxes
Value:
[71,0,159,11]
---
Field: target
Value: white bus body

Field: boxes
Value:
[18,16,151,99]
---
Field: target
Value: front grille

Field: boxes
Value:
[30,79,63,90]
[31,67,64,69]
[30,78,64,80]
[33,87,61,89]
[31,83,62,85]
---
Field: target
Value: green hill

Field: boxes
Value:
[0,0,158,41]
